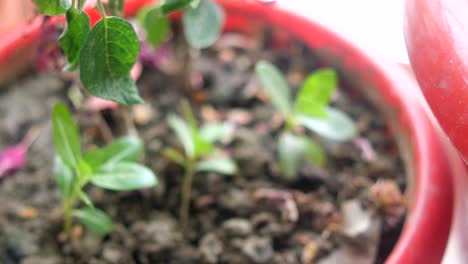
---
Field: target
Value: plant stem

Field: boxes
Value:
[63,201,73,235]
[175,23,193,95]
[179,159,194,232]
[96,0,107,19]
[72,0,76,8]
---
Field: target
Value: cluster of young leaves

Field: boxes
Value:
[34,0,143,105]
[164,101,237,175]
[53,103,157,235]
[255,61,356,177]
[139,0,224,49]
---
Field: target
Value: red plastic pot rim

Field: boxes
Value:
[0,1,455,263]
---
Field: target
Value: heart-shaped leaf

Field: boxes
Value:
[255,61,292,116]
[73,207,113,235]
[278,132,325,177]
[34,0,70,15]
[143,7,170,48]
[52,103,81,170]
[297,107,356,142]
[90,162,157,191]
[83,136,143,170]
[59,7,90,66]
[183,0,224,48]
[295,68,337,118]
[196,157,237,175]
[80,17,143,105]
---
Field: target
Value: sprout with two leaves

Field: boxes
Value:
[164,101,237,230]
[255,61,357,177]
[52,103,157,236]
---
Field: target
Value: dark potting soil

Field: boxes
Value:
[0,30,406,264]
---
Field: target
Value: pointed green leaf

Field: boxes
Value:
[73,208,113,235]
[168,114,195,157]
[77,159,93,184]
[90,162,157,191]
[79,191,94,208]
[295,68,337,118]
[83,137,143,170]
[297,107,356,141]
[143,7,169,48]
[59,8,90,66]
[54,156,75,199]
[196,157,237,175]
[278,133,325,177]
[79,17,143,105]
[163,147,185,165]
[183,0,224,49]
[255,61,292,116]
[52,103,81,170]
[34,0,70,15]
[199,123,231,143]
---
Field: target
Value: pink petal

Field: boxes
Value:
[0,144,27,178]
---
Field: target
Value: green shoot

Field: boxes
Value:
[52,103,158,236]
[255,61,357,177]
[164,100,237,230]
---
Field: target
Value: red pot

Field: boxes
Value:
[0,0,459,263]
[405,0,468,262]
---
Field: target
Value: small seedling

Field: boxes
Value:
[164,101,237,230]
[52,103,157,236]
[138,0,224,93]
[255,61,356,177]
[139,0,224,49]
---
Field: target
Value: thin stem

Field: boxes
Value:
[72,0,76,8]
[63,200,73,236]
[96,0,107,19]
[179,159,194,232]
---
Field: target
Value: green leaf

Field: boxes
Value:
[78,0,87,11]
[160,0,193,15]
[297,107,356,141]
[168,114,195,157]
[77,159,93,184]
[79,191,94,208]
[143,7,170,48]
[182,99,198,132]
[79,17,143,105]
[255,61,292,116]
[183,0,224,49]
[163,147,185,165]
[193,135,214,156]
[34,0,70,15]
[54,156,75,199]
[199,123,231,143]
[52,103,81,170]
[196,157,237,174]
[83,137,143,170]
[90,162,157,191]
[295,68,337,118]
[278,133,325,177]
[59,7,90,66]
[73,207,113,235]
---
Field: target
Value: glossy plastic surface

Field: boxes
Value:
[405,0,468,163]
[0,1,456,263]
